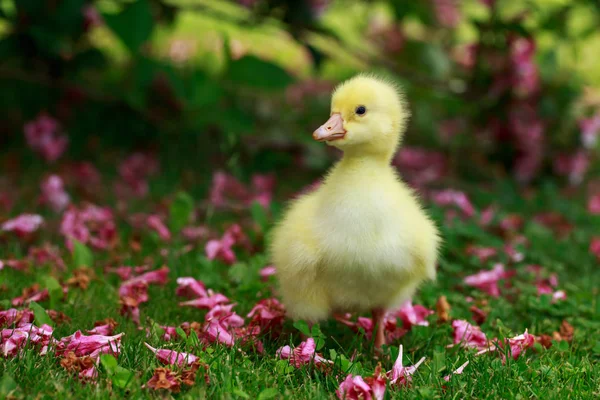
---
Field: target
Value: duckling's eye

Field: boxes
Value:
[355,105,366,116]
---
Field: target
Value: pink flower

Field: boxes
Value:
[205,224,248,265]
[40,175,70,212]
[82,5,103,30]
[335,313,406,343]
[590,237,600,260]
[0,309,34,328]
[205,304,245,328]
[443,360,469,381]
[1,323,54,357]
[451,320,489,350]
[501,330,536,360]
[277,338,331,368]
[433,0,461,28]
[579,114,600,148]
[554,151,590,186]
[12,287,50,306]
[259,265,277,281]
[204,319,235,346]
[588,194,600,215]
[247,298,285,332]
[28,244,66,270]
[464,263,511,297]
[431,189,475,217]
[181,225,209,241]
[159,326,179,341]
[395,301,433,329]
[23,113,68,162]
[465,245,498,262]
[114,153,159,199]
[175,277,208,299]
[337,374,377,400]
[109,265,150,281]
[209,171,275,209]
[393,147,447,186]
[1,214,44,237]
[87,324,114,336]
[144,343,199,366]
[58,331,123,359]
[179,293,230,310]
[388,345,426,386]
[147,215,171,241]
[60,204,117,250]
[120,266,169,289]
[510,37,539,97]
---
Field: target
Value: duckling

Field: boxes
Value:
[270,74,440,349]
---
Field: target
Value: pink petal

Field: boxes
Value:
[175,277,208,298]
[144,342,198,366]
[443,360,469,381]
[147,215,171,241]
[1,214,44,236]
[451,320,488,350]
[179,293,229,309]
[396,301,433,329]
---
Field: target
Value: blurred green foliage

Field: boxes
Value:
[0,0,599,184]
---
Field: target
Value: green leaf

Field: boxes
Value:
[176,327,187,339]
[227,55,294,90]
[187,71,224,108]
[29,302,53,327]
[555,340,570,352]
[311,324,325,350]
[257,388,279,400]
[233,389,251,399]
[101,354,133,388]
[293,320,311,336]
[100,354,119,371]
[250,201,268,232]
[43,276,62,310]
[169,191,194,232]
[0,374,17,397]
[103,0,154,53]
[72,239,93,268]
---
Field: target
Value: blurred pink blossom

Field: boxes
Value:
[259,265,277,281]
[394,147,447,186]
[465,245,498,262]
[205,304,245,329]
[554,151,590,185]
[176,277,208,299]
[29,243,66,270]
[1,214,43,237]
[115,153,159,198]
[589,237,600,260]
[1,323,54,357]
[205,224,248,265]
[464,263,513,297]
[23,114,68,162]
[82,5,103,29]
[0,309,34,328]
[179,293,230,310]
[147,215,171,241]
[510,37,539,97]
[209,171,275,209]
[40,175,70,212]
[431,189,475,217]
[433,0,461,28]
[395,301,433,329]
[579,114,600,148]
[588,194,600,214]
[247,298,285,332]
[60,204,117,250]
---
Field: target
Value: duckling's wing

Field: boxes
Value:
[269,193,330,322]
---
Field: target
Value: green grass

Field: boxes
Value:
[1,166,600,399]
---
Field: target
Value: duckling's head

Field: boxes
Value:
[313,74,409,160]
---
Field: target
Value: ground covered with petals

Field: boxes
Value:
[1,157,600,399]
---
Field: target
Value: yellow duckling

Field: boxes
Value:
[270,74,440,349]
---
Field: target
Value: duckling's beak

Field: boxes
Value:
[313,113,346,142]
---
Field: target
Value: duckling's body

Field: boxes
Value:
[271,74,440,348]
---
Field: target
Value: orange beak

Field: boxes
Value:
[313,113,346,142]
